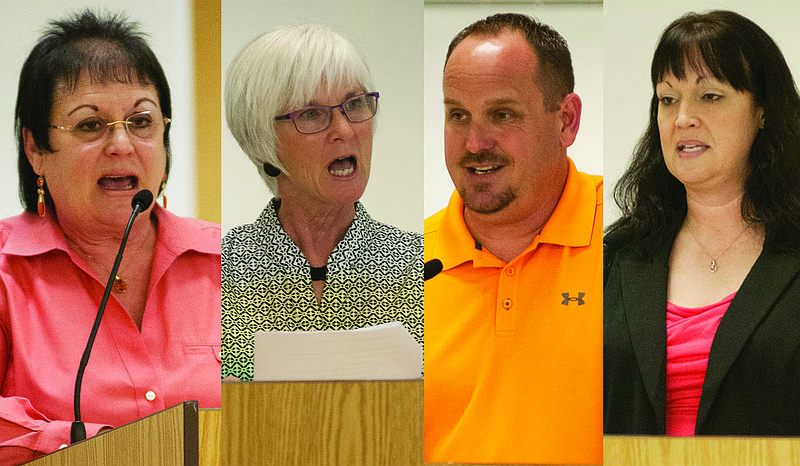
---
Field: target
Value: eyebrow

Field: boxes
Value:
[67,104,98,116]
[134,97,158,108]
[488,99,519,107]
[66,97,158,116]
[307,90,364,107]
[657,75,710,88]
[443,98,520,107]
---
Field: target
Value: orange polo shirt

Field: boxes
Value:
[424,158,603,464]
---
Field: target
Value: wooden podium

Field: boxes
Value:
[604,435,800,466]
[221,379,423,465]
[27,402,221,466]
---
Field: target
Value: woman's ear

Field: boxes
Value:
[23,127,44,175]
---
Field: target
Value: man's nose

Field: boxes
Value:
[463,120,497,153]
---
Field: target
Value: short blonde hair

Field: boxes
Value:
[225,24,374,195]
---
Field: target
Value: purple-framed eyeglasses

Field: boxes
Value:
[274,92,379,134]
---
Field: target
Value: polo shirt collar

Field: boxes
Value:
[537,157,597,248]
[432,191,478,271]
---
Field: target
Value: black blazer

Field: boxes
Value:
[604,233,800,435]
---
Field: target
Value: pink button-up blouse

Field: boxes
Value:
[0,206,220,464]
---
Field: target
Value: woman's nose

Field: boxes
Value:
[326,108,356,140]
[675,101,700,129]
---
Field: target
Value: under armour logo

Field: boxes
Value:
[562,292,585,306]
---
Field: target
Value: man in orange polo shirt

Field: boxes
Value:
[424,13,602,464]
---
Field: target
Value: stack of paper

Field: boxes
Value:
[253,322,423,381]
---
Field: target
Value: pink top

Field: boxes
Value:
[665,292,735,436]
[0,207,221,464]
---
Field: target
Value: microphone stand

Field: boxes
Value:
[71,190,152,444]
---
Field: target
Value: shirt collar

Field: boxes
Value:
[152,204,221,257]
[537,158,600,248]
[1,211,69,256]
[429,191,486,271]
[1,205,220,258]
[258,199,377,274]
[430,157,600,270]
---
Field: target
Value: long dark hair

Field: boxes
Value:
[607,10,800,254]
[16,10,172,213]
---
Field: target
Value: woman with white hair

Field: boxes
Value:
[221,24,423,381]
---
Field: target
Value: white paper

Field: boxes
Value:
[253,322,423,381]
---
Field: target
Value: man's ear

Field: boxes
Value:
[23,127,44,175]
[558,93,582,148]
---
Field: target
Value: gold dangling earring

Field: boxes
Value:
[160,173,168,209]
[37,175,46,217]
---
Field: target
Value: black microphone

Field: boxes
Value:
[71,189,153,444]
[131,189,154,212]
[424,259,443,281]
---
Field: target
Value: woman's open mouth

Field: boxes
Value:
[98,175,138,190]
[328,156,357,177]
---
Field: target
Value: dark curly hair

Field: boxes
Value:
[607,10,800,254]
[16,9,172,213]
[445,12,574,113]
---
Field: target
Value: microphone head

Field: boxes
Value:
[131,189,154,211]
[424,259,443,281]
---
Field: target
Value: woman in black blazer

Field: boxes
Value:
[605,10,800,436]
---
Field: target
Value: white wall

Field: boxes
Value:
[424,3,603,218]
[604,0,800,226]
[221,0,424,234]
[0,0,195,220]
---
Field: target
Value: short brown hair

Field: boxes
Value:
[446,13,574,112]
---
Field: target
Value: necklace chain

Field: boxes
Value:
[66,225,154,293]
[686,222,750,273]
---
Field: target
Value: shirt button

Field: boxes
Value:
[505,267,516,277]
[145,390,156,402]
[502,298,513,309]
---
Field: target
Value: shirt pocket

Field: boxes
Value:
[184,344,222,364]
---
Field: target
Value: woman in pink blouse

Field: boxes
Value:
[605,10,800,435]
[0,11,220,463]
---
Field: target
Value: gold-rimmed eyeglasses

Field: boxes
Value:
[50,111,171,142]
